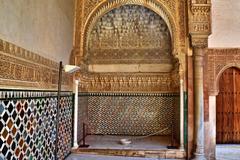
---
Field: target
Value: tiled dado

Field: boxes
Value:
[0,39,72,90]
[79,92,180,136]
[0,90,73,160]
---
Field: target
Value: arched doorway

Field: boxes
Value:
[216,67,240,144]
[215,67,240,159]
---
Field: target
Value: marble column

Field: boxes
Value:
[73,80,79,149]
[209,95,216,159]
[193,47,206,160]
[180,78,184,150]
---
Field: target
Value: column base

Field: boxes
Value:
[179,145,185,151]
[72,142,79,149]
[192,153,207,160]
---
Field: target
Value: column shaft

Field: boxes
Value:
[193,47,206,160]
[180,79,184,150]
[73,80,79,148]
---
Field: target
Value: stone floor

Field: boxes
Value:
[69,135,184,159]
[216,144,240,160]
[84,135,172,150]
[66,154,176,160]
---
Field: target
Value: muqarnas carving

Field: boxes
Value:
[88,5,173,64]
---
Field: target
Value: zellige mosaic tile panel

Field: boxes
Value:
[0,90,73,160]
[79,93,179,136]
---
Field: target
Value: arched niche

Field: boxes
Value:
[76,3,182,147]
[84,4,178,73]
[80,0,179,60]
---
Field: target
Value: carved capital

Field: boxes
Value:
[208,89,219,96]
[191,35,208,48]
[189,1,211,39]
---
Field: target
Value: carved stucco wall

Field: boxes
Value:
[87,5,173,65]
[0,0,74,64]
[207,49,240,96]
[0,39,72,90]
[73,0,187,59]
[73,0,187,93]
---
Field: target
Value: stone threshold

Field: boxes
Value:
[72,148,186,159]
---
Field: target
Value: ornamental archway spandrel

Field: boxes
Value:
[82,0,178,24]
[207,49,240,96]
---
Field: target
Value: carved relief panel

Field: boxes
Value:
[87,5,173,65]
[189,0,211,47]
[73,0,187,92]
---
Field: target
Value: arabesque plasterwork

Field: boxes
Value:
[72,0,213,93]
[0,39,72,90]
[189,0,211,47]
[77,71,179,92]
[72,0,190,93]
[87,5,173,65]
[73,0,187,57]
[207,49,240,96]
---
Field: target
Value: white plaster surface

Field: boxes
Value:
[88,64,173,73]
[209,0,240,47]
[0,0,74,64]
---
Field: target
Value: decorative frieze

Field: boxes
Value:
[78,72,179,93]
[0,39,57,69]
[0,39,72,90]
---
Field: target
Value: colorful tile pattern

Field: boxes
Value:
[0,90,73,160]
[57,96,73,159]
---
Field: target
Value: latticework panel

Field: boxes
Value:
[57,96,73,159]
[81,93,179,136]
[0,90,73,160]
[77,96,88,142]
[174,97,180,142]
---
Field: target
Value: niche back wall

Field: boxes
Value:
[79,93,180,137]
